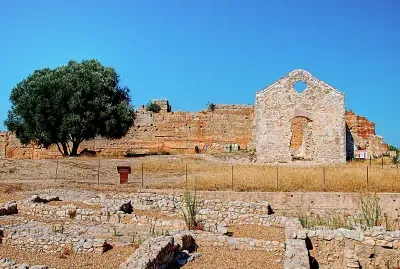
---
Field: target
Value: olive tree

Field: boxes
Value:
[5,59,135,156]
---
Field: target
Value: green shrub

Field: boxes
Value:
[146,102,161,113]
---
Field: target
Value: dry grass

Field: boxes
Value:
[0,155,399,193]
[0,183,28,203]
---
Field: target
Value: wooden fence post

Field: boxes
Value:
[141,163,144,188]
[185,164,188,186]
[366,166,369,189]
[97,159,100,185]
[231,165,234,191]
[370,156,372,168]
[55,159,59,182]
[276,165,279,189]
[323,167,326,190]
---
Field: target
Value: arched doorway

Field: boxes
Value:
[290,116,314,161]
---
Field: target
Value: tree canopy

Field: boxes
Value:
[5,59,135,156]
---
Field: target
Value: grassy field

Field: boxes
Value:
[0,154,398,192]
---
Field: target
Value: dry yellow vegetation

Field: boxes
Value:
[0,155,398,193]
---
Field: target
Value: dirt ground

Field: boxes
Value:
[184,246,284,269]
[228,225,285,242]
[0,244,137,269]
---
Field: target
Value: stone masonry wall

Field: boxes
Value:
[1,105,254,158]
[0,132,7,159]
[345,111,388,157]
[253,69,347,163]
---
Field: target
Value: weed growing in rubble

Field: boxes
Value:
[67,209,76,219]
[58,241,73,259]
[179,188,200,230]
[360,193,382,228]
[112,227,122,237]
[149,216,158,236]
[297,210,351,230]
[52,224,64,234]
[298,193,385,230]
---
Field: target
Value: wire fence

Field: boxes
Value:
[0,157,399,192]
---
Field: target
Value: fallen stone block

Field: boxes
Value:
[181,234,198,253]
[0,202,18,216]
[30,195,60,204]
[119,201,134,214]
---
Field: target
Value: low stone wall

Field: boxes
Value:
[306,226,400,249]
[1,221,110,254]
[19,203,123,224]
[192,231,285,251]
[141,190,400,219]
[0,257,52,269]
[284,218,310,269]
[89,192,275,224]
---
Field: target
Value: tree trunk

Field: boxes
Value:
[61,142,69,156]
[70,141,80,156]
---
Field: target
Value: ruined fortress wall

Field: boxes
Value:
[3,105,254,158]
[80,105,254,155]
[0,132,7,158]
[253,70,347,163]
[0,132,61,159]
[345,111,388,157]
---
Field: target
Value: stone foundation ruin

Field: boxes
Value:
[2,189,400,268]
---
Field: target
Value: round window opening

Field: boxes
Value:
[293,80,307,93]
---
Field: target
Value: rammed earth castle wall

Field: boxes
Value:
[253,69,347,163]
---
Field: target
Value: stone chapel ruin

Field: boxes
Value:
[253,69,347,163]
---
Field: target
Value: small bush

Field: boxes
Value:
[393,156,399,164]
[52,224,64,234]
[194,146,200,154]
[58,244,73,259]
[146,102,161,113]
[67,209,76,219]
[207,102,216,112]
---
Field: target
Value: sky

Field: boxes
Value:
[0,0,399,147]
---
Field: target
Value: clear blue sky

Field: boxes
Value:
[1,0,399,147]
